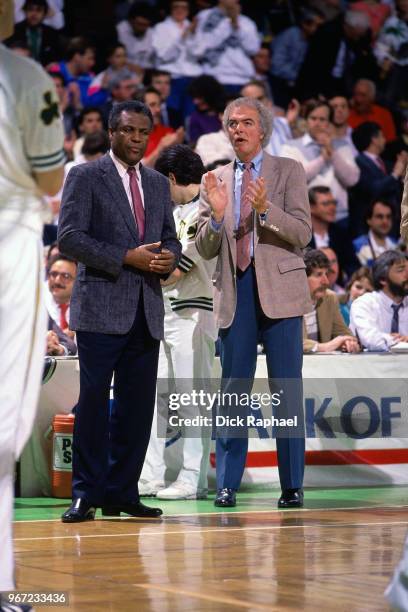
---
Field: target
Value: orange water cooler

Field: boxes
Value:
[51,413,74,498]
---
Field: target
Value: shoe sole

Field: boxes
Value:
[61,514,95,523]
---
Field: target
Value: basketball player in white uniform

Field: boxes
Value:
[0,0,64,595]
[140,145,216,500]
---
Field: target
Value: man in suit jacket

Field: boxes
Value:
[307,185,359,277]
[401,168,408,243]
[303,249,359,353]
[6,0,63,66]
[58,100,181,522]
[350,121,407,237]
[196,96,312,509]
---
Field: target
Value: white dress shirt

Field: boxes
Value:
[350,291,408,351]
[109,150,145,213]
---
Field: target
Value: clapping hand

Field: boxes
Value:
[204,172,228,222]
[244,177,268,215]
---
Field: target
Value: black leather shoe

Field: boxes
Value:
[278,488,304,508]
[61,498,96,523]
[214,488,236,507]
[101,501,163,517]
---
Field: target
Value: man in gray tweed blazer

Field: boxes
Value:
[58,101,181,522]
[196,97,312,509]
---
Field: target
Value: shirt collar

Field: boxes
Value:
[379,290,408,309]
[235,149,263,172]
[109,150,141,179]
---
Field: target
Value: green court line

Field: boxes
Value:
[14,486,408,521]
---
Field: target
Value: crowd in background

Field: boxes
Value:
[7,0,408,354]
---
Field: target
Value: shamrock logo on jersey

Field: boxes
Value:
[187,223,198,239]
[40,91,59,125]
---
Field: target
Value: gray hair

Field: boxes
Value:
[355,78,376,100]
[372,250,407,290]
[344,10,370,31]
[222,97,273,148]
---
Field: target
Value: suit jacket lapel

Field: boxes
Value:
[99,154,139,242]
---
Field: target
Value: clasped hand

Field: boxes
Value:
[125,241,175,274]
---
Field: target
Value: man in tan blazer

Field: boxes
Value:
[303,249,360,353]
[400,168,408,243]
[196,96,312,509]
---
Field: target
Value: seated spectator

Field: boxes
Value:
[308,186,359,276]
[187,0,260,93]
[348,79,396,143]
[194,111,234,167]
[328,94,358,156]
[100,74,140,126]
[303,249,360,353]
[88,44,141,106]
[14,0,64,29]
[5,0,63,65]
[296,10,377,99]
[49,37,98,108]
[152,0,201,119]
[307,0,342,22]
[353,199,398,267]
[116,1,155,72]
[350,121,407,236]
[145,69,183,128]
[269,6,323,108]
[374,0,408,106]
[187,75,225,145]
[281,99,359,227]
[339,266,374,326]
[350,250,408,350]
[72,107,104,160]
[45,254,77,338]
[141,86,184,167]
[319,246,345,293]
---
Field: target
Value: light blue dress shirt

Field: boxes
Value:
[211,150,264,258]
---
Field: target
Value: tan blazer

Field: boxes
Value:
[400,167,408,243]
[303,290,354,353]
[195,153,313,329]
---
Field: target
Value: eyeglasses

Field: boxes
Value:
[49,271,74,281]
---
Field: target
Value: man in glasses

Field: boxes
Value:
[45,254,78,356]
[45,254,77,335]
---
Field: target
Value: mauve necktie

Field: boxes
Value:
[127,166,145,241]
[391,303,403,334]
[236,162,253,272]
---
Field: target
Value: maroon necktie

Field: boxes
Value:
[59,303,68,330]
[236,162,253,272]
[127,166,145,241]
